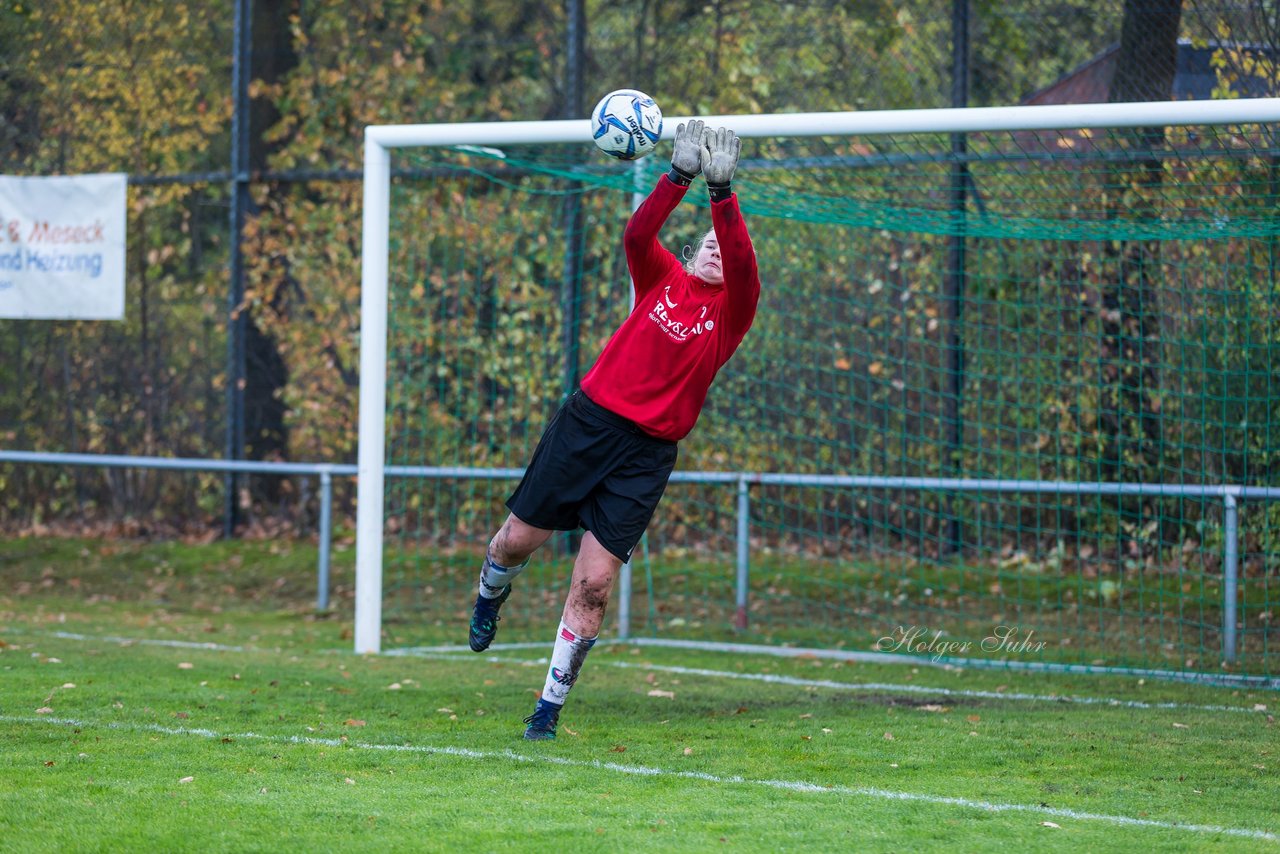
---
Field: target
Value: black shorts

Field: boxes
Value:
[507,390,678,562]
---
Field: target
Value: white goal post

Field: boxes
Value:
[355,97,1280,654]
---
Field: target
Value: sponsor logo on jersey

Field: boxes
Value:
[649,297,714,342]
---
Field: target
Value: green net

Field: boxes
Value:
[381,121,1280,682]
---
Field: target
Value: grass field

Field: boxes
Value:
[1,536,1278,852]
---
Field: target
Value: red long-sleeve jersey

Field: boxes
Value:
[580,174,760,441]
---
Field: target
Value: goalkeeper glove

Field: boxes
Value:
[701,126,741,201]
[668,119,704,186]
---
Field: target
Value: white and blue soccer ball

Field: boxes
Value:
[591,89,663,160]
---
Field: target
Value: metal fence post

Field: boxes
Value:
[224,0,252,537]
[318,468,333,612]
[735,476,750,629]
[618,558,632,642]
[1223,491,1239,664]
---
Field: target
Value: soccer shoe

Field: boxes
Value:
[522,698,562,741]
[468,584,511,652]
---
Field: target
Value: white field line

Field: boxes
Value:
[22,630,1272,715]
[399,637,1280,690]
[398,650,1273,716]
[41,631,250,652]
[3,713,1275,843]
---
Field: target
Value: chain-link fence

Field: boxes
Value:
[1,0,1275,531]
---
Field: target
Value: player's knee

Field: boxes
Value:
[573,575,612,612]
[492,516,548,564]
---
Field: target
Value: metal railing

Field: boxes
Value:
[1,450,351,611]
[4,449,1278,663]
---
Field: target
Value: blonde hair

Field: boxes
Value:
[683,228,717,273]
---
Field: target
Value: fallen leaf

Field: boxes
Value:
[683,748,693,756]
[436,708,454,714]
[174,712,189,719]
[966,715,981,723]
[1172,722,1189,729]
[35,707,53,714]
[44,760,55,767]
[647,689,675,699]
[179,776,194,784]
[822,728,833,734]
[562,726,579,736]
[889,763,899,768]
[178,663,194,670]
[801,735,812,741]
[799,713,813,719]
[920,704,951,713]
[834,357,852,371]
[387,683,402,690]
[344,778,355,785]
[1253,704,1268,712]
[61,683,75,689]
[883,732,895,740]
[344,719,366,727]
[610,745,627,753]
[1041,821,1061,829]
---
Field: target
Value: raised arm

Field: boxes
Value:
[622,120,704,299]
[702,126,759,336]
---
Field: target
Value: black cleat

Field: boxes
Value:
[468,584,511,652]
[522,698,562,740]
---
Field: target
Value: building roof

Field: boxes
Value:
[1022,39,1277,105]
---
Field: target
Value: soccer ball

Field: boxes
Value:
[591,89,663,160]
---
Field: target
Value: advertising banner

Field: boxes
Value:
[0,173,127,320]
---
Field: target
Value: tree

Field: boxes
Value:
[3,0,229,525]
[1100,0,1183,488]
[243,0,300,480]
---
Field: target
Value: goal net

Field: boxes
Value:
[358,100,1280,684]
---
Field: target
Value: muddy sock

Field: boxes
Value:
[540,621,597,705]
[478,552,528,599]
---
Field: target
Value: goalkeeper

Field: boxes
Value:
[468,120,760,740]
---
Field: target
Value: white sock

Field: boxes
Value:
[541,621,597,706]
[478,552,528,599]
